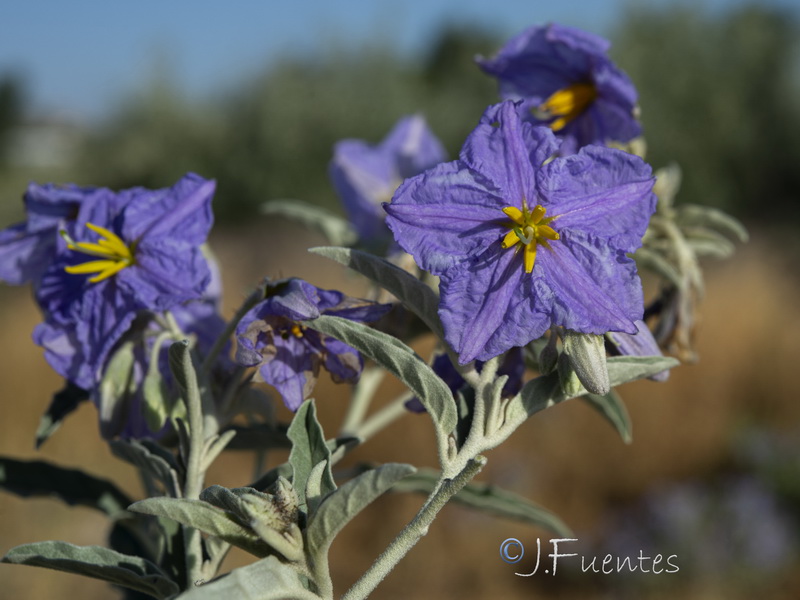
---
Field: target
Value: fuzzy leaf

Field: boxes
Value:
[176,555,319,599]
[392,468,572,537]
[582,389,632,444]
[128,497,268,557]
[287,400,336,510]
[1,541,179,599]
[633,246,683,288]
[35,382,89,448]
[306,463,415,559]
[110,440,180,496]
[0,457,132,518]
[302,315,457,436]
[676,203,749,243]
[262,200,357,247]
[98,341,137,439]
[309,246,442,337]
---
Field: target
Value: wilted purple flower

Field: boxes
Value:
[0,183,98,285]
[406,347,525,413]
[477,24,640,153]
[235,279,392,410]
[385,101,656,364]
[330,115,446,242]
[607,320,670,382]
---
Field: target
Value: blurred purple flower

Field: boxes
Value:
[477,23,640,154]
[235,279,392,411]
[385,101,655,364]
[330,115,446,242]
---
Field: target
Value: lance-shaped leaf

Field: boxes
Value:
[302,315,457,437]
[35,382,89,448]
[391,468,572,537]
[288,400,336,511]
[98,341,137,439]
[309,246,443,337]
[129,497,269,557]
[676,203,748,243]
[505,355,679,428]
[0,457,132,518]
[306,463,416,560]
[176,555,319,600]
[262,200,357,247]
[582,389,632,444]
[1,541,179,599]
[110,440,181,496]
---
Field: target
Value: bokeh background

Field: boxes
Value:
[2,1,800,598]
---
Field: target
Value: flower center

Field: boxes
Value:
[535,82,597,131]
[63,222,135,283]
[500,203,560,274]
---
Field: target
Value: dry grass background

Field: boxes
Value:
[1,220,799,599]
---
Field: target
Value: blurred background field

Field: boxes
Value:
[2,1,800,598]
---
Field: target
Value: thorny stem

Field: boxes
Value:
[341,456,486,600]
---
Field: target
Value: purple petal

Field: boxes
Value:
[538,146,656,252]
[257,335,320,411]
[460,101,537,205]
[385,161,506,275]
[0,224,55,285]
[381,114,447,178]
[320,336,363,384]
[538,233,640,334]
[608,320,670,382]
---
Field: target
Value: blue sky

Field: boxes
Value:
[0,0,795,121]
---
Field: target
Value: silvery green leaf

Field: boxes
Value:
[306,463,416,560]
[98,341,137,439]
[200,485,249,517]
[0,457,132,519]
[288,400,336,510]
[562,331,610,395]
[556,354,584,399]
[309,246,443,338]
[506,355,678,427]
[302,315,457,436]
[129,497,269,557]
[582,389,632,444]
[391,468,572,537]
[168,340,194,401]
[653,163,682,211]
[143,368,169,433]
[35,382,89,448]
[1,541,179,599]
[685,228,736,258]
[110,440,181,496]
[248,437,357,491]
[201,430,238,471]
[676,203,748,243]
[262,200,357,247]
[633,246,683,288]
[176,555,319,599]
[305,460,332,515]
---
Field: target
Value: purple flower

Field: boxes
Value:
[329,115,446,242]
[32,174,215,393]
[477,24,640,154]
[235,279,392,411]
[0,183,98,285]
[406,347,525,413]
[607,319,670,382]
[384,101,656,365]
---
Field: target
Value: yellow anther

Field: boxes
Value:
[64,222,134,283]
[538,82,597,131]
[500,203,560,274]
[291,324,305,338]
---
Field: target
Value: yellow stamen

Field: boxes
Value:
[291,324,305,338]
[500,203,560,274]
[537,82,597,131]
[64,222,134,283]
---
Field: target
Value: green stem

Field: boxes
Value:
[340,365,385,436]
[353,392,412,441]
[341,456,486,600]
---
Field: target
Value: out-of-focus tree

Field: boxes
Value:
[0,74,24,168]
[611,4,800,221]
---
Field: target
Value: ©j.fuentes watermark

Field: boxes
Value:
[500,538,679,576]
